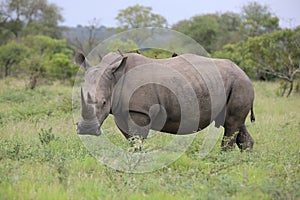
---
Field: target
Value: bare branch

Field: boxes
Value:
[261,69,292,82]
[291,67,300,78]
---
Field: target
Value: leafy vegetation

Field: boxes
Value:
[0,0,63,43]
[0,35,76,88]
[214,28,300,96]
[115,4,168,30]
[0,0,75,89]
[240,1,280,38]
[0,79,299,199]
[173,2,280,53]
[0,40,29,77]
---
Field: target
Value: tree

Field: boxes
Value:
[20,35,74,89]
[0,0,63,42]
[115,4,168,30]
[214,28,300,97]
[173,2,281,53]
[48,53,75,80]
[215,12,242,49]
[247,29,300,96]
[240,1,279,38]
[65,18,109,55]
[107,39,138,53]
[0,41,29,77]
[0,36,75,88]
[173,13,244,53]
[173,14,223,53]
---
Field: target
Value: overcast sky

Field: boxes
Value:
[49,0,299,28]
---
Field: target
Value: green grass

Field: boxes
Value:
[0,79,299,199]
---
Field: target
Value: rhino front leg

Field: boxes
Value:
[127,112,151,152]
[114,111,150,139]
[128,112,151,139]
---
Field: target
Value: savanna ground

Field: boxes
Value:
[0,78,299,200]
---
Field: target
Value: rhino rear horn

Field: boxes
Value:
[81,88,95,119]
[87,92,94,104]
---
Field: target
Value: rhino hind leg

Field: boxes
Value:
[221,80,254,151]
[221,124,254,151]
[221,126,239,151]
[221,100,249,151]
[236,124,254,151]
[222,109,254,151]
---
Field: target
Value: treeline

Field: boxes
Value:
[0,0,74,89]
[172,3,300,96]
[214,28,300,97]
[0,35,75,89]
[0,0,299,95]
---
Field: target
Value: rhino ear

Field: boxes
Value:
[110,56,128,80]
[74,52,91,71]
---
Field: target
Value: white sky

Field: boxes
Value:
[49,0,299,28]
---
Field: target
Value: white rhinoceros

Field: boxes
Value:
[75,52,255,151]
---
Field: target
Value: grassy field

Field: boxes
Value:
[0,78,299,199]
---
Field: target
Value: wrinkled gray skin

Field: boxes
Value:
[75,52,255,151]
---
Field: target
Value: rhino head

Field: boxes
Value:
[75,52,127,136]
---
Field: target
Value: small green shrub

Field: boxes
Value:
[38,127,57,145]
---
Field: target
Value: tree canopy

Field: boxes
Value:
[172,2,280,53]
[173,14,222,53]
[240,1,280,38]
[0,35,75,88]
[115,4,168,30]
[0,0,63,44]
[214,28,300,96]
[0,40,29,77]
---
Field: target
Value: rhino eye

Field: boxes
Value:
[102,98,106,106]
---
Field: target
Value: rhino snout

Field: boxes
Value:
[77,121,102,136]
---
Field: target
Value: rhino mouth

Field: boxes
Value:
[77,121,102,136]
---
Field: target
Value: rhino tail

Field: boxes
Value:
[250,106,255,122]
